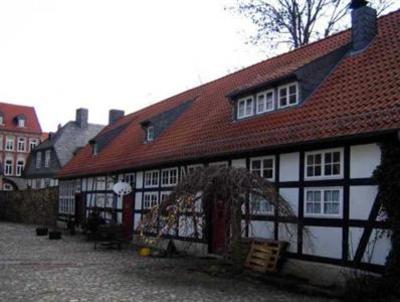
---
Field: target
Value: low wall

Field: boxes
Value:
[0,188,59,227]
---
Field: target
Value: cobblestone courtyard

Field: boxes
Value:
[0,223,338,302]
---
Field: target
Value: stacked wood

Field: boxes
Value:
[244,238,288,273]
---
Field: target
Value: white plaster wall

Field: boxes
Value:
[248,221,274,239]
[134,214,141,230]
[279,152,300,182]
[349,227,391,265]
[135,192,142,210]
[179,216,203,239]
[279,188,299,216]
[231,158,246,168]
[349,186,378,220]
[303,226,342,259]
[350,143,381,179]
[278,223,298,253]
[136,171,143,189]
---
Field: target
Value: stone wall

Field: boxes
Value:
[0,187,59,226]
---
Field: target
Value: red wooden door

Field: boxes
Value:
[122,194,134,241]
[211,200,229,254]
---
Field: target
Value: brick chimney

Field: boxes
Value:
[350,0,377,52]
[109,109,124,125]
[76,108,88,129]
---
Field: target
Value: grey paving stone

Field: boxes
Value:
[0,223,338,302]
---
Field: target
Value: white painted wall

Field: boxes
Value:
[231,158,246,168]
[248,221,274,239]
[279,152,300,182]
[349,185,378,220]
[350,144,381,179]
[135,192,142,210]
[136,171,143,189]
[348,227,391,265]
[279,188,299,216]
[278,223,298,253]
[134,214,141,230]
[303,226,342,259]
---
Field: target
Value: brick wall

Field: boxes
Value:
[0,187,59,226]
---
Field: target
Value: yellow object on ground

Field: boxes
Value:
[139,247,151,257]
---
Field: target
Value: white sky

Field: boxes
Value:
[0,1,398,132]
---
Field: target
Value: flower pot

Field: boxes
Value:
[139,247,151,257]
[49,231,62,240]
[36,227,48,236]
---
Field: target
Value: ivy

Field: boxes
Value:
[373,138,400,280]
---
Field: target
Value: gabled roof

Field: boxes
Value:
[59,10,400,179]
[0,102,42,134]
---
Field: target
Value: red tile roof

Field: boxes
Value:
[59,10,400,178]
[0,102,42,134]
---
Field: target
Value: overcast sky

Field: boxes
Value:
[0,1,398,132]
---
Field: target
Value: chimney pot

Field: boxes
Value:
[109,109,124,125]
[76,108,89,129]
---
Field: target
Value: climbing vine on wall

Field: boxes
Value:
[373,138,400,279]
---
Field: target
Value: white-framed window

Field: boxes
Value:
[256,89,275,114]
[305,148,343,179]
[5,136,14,151]
[160,191,171,203]
[29,139,38,151]
[143,192,159,209]
[187,164,203,175]
[36,152,42,169]
[249,193,274,215]
[304,187,342,217]
[18,117,25,128]
[0,135,3,151]
[237,96,254,119]
[146,126,154,142]
[161,168,178,187]
[16,159,25,176]
[278,82,298,109]
[144,170,159,188]
[17,137,26,152]
[0,114,3,125]
[4,158,13,176]
[123,173,135,187]
[250,156,275,180]
[44,150,51,168]
[59,180,76,214]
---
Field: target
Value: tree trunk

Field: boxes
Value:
[230,198,243,272]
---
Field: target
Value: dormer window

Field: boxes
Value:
[256,89,275,114]
[146,126,154,142]
[18,118,25,128]
[278,83,298,109]
[0,113,4,125]
[237,96,254,119]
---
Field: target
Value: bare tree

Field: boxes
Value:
[137,166,296,271]
[228,0,395,49]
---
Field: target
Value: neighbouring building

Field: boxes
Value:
[57,4,400,285]
[0,102,42,190]
[24,108,104,189]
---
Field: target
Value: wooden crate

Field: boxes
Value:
[244,238,288,273]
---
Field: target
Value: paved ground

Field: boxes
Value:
[0,223,338,302]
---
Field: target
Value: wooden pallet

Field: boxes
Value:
[244,238,287,273]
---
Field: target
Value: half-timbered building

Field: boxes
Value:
[57,4,400,285]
